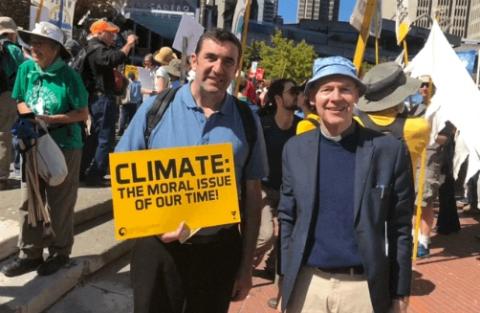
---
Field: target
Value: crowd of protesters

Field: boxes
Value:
[1,13,480,313]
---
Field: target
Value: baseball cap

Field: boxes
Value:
[90,20,119,34]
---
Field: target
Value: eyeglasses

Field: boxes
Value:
[420,82,430,88]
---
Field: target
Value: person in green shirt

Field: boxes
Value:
[0,16,25,190]
[1,21,89,277]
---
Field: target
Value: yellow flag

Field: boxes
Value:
[109,143,241,240]
[396,0,410,44]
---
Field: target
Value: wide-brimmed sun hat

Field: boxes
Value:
[165,59,182,77]
[305,56,366,96]
[154,47,177,65]
[0,17,17,35]
[18,21,71,60]
[357,62,421,112]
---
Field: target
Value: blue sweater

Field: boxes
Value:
[305,131,364,268]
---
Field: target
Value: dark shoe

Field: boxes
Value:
[37,255,69,276]
[1,257,44,277]
[417,244,430,258]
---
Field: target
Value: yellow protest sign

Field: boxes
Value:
[109,143,240,240]
[124,65,139,80]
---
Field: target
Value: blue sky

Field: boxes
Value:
[278,0,356,23]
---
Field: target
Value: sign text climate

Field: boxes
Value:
[109,144,240,240]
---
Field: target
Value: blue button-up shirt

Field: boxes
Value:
[115,83,268,193]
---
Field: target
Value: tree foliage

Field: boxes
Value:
[245,31,316,84]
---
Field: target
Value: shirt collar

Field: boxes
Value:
[183,83,233,116]
[320,121,356,142]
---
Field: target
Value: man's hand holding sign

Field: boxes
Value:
[110,143,240,240]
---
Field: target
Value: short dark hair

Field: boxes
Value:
[260,78,296,115]
[195,28,242,64]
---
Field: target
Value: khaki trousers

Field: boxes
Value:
[18,149,82,259]
[287,266,374,313]
[256,185,280,256]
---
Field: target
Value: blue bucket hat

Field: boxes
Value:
[305,56,366,96]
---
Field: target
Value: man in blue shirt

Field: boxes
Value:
[115,29,267,313]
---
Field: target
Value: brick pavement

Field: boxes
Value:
[230,212,480,313]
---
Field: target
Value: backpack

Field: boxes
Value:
[70,43,103,91]
[356,110,407,141]
[113,68,129,96]
[0,38,16,93]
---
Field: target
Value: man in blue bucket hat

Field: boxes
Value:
[278,56,414,313]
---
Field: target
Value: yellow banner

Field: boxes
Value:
[109,143,240,240]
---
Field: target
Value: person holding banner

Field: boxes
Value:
[115,29,267,313]
[278,56,414,313]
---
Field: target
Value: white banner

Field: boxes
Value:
[405,21,480,182]
[30,0,77,40]
[172,14,204,56]
[395,0,410,44]
[350,0,382,38]
[232,0,246,40]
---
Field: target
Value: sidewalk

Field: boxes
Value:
[229,211,480,313]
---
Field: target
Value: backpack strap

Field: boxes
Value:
[234,98,257,160]
[306,117,320,128]
[356,110,406,140]
[233,98,258,224]
[0,38,16,92]
[144,87,180,147]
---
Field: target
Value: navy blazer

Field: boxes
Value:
[278,123,414,313]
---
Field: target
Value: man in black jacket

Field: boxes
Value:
[81,20,137,186]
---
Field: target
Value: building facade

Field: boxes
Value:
[383,0,480,40]
[297,0,339,22]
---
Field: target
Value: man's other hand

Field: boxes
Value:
[231,266,253,301]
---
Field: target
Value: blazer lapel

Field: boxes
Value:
[354,130,375,223]
[303,130,320,213]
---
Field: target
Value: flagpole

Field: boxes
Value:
[402,40,409,65]
[234,0,252,97]
[413,148,427,262]
[353,0,377,72]
[35,0,45,23]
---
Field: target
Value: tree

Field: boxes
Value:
[243,40,262,72]
[250,30,316,84]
